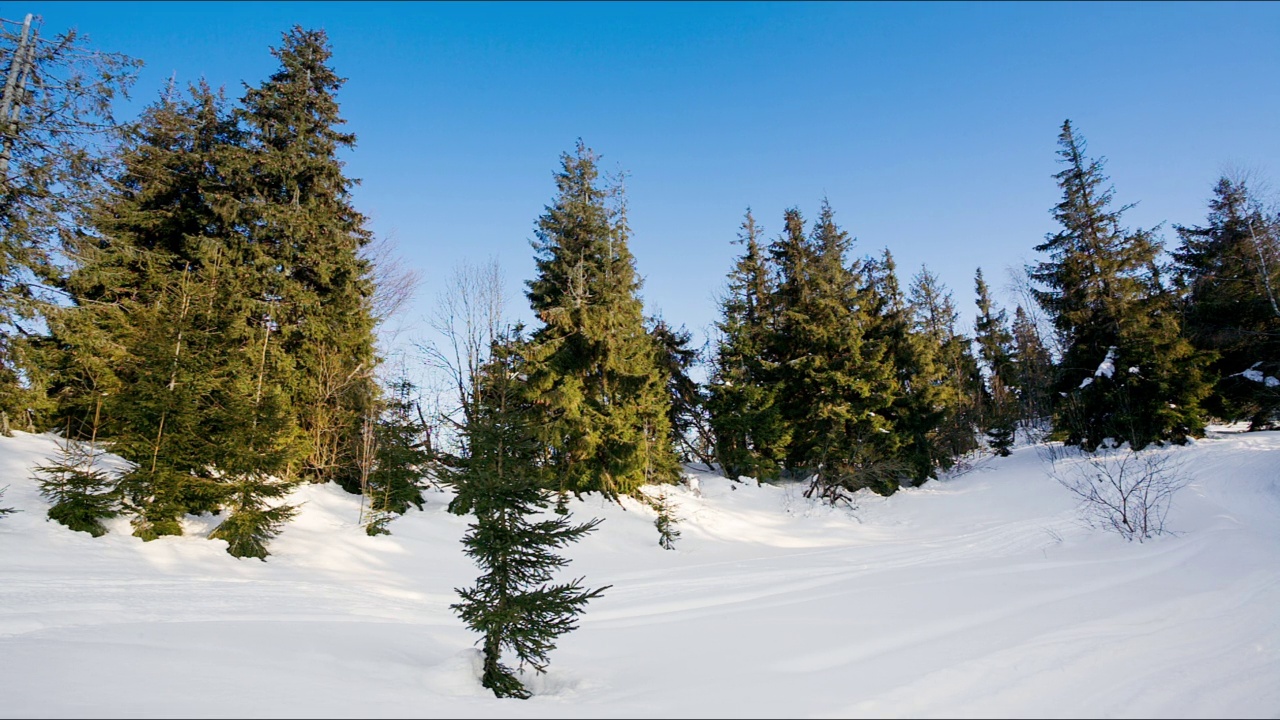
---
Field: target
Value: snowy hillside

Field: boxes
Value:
[1,429,1278,718]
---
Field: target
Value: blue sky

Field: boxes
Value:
[16,1,1280,359]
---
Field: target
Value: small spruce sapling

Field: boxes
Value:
[447,337,608,699]
[35,410,118,536]
[648,488,681,550]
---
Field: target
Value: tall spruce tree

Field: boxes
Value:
[237,27,379,490]
[973,268,1017,455]
[523,141,679,498]
[1031,120,1209,449]
[707,210,788,481]
[0,15,140,426]
[48,81,303,555]
[1173,176,1280,428]
[447,332,607,699]
[768,203,901,496]
[907,264,982,471]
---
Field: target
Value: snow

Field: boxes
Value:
[1240,368,1280,387]
[2,428,1280,718]
[1095,345,1117,379]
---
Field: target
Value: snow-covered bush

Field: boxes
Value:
[1043,443,1189,542]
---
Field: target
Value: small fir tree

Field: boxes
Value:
[361,375,432,535]
[447,334,608,699]
[36,407,118,536]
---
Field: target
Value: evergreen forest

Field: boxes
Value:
[2,16,1278,700]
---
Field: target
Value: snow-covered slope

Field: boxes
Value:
[1,429,1277,718]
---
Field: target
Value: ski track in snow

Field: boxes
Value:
[1,429,1277,718]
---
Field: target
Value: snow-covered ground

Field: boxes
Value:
[1,429,1277,718]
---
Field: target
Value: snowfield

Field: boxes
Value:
[1,429,1278,718]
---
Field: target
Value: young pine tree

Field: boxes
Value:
[523,141,680,498]
[361,375,432,535]
[1173,176,1280,429]
[36,411,118,536]
[447,334,608,699]
[1031,120,1209,449]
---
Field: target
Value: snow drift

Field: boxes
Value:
[1,428,1277,718]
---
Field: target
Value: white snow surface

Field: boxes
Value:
[1095,346,1117,379]
[2,429,1279,718]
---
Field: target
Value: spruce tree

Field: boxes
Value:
[360,374,431,535]
[1173,176,1280,429]
[0,15,140,426]
[648,317,713,467]
[523,141,679,498]
[770,204,900,496]
[1031,120,1209,449]
[35,417,118,536]
[1010,304,1054,429]
[49,81,303,555]
[907,264,982,471]
[236,27,380,490]
[706,210,788,481]
[973,268,1017,455]
[447,333,608,699]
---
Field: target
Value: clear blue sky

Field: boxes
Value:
[16,1,1280,359]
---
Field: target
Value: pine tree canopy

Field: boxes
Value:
[522,140,679,499]
[1173,176,1280,429]
[1032,120,1209,449]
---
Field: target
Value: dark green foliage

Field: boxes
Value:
[707,210,788,481]
[647,489,681,550]
[361,375,431,535]
[0,16,140,426]
[446,334,608,700]
[236,27,379,488]
[209,478,298,560]
[0,486,13,518]
[1031,120,1209,450]
[523,141,680,498]
[769,205,903,494]
[1010,305,1054,427]
[46,79,304,555]
[35,434,118,536]
[649,316,714,467]
[709,203,993,497]
[905,263,982,476]
[973,268,1018,455]
[1173,176,1280,429]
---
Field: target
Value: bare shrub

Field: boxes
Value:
[1041,443,1189,541]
